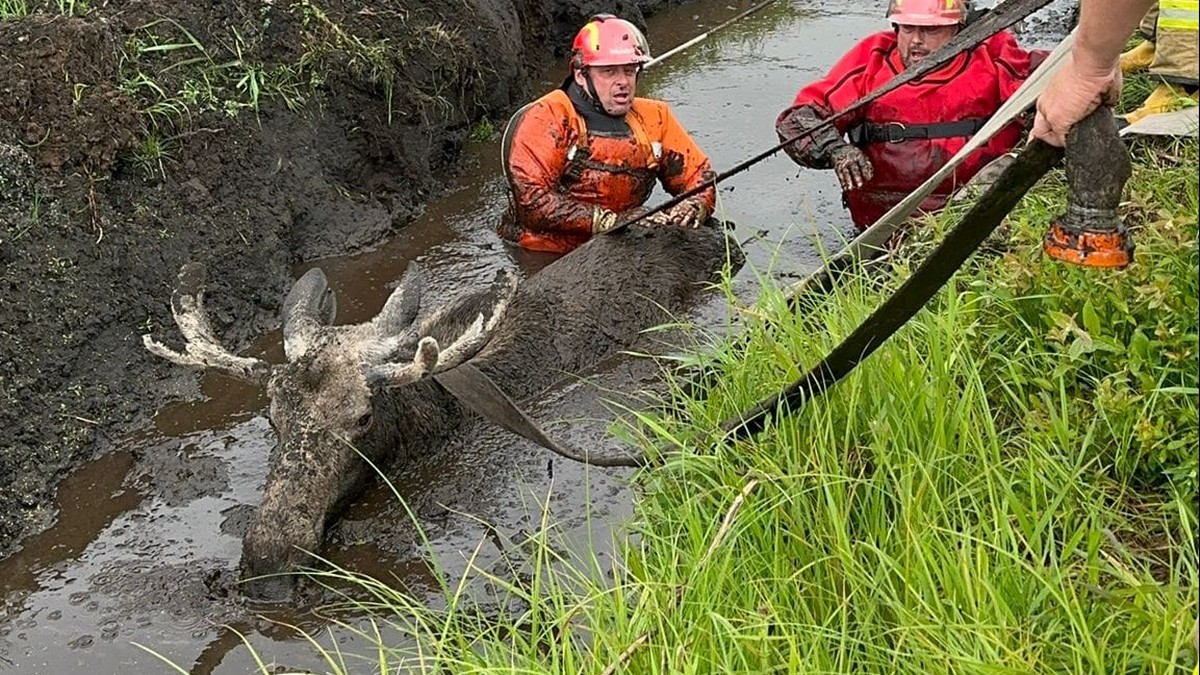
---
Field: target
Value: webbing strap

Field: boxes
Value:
[848,117,989,145]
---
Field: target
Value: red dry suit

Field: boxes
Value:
[779,30,1038,229]
[501,84,715,253]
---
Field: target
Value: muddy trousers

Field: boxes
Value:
[1137,1,1199,86]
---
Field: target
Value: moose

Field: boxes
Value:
[144,222,743,599]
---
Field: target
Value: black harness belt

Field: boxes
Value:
[849,117,989,145]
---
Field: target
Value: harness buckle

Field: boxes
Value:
[883,122,908,143]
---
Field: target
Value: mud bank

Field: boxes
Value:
[0,0,683,560]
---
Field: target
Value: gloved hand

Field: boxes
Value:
[591,207,619,234]
[663,197,710,228]
[1031,54,1121,148]
[830,144,873,191]
[642,197,710,229]
[616,205,653,228]
[776,105,843,168]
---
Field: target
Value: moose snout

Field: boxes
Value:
[239,569,298,602]
[239,510,324,600]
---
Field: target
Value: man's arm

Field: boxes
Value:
[506,103,606,237]
[1031,0,1158,146]
[657,107,716,213]
[986,30,1035,101]
[775,105,849,169]
[774,35,879,167]
[1073,0,1158,75]
[633,104,716,229]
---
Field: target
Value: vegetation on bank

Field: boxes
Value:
[180,124,1199,671]
[1,0,485,180]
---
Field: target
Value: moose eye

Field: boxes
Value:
[355,412,373,429]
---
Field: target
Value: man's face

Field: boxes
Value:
[575,64,640,115]
[896,24,958,67]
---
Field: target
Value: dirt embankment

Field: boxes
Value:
[0,0,678,559]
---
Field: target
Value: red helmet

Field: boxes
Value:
[571,14,651,70]
[886,0,967,26]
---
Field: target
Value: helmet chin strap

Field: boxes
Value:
[580,67,636,118]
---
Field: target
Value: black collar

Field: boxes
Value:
[564,80,631,136]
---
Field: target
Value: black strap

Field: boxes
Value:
[433,363,645,467]
[848,118,988,145]
[718,118,1075,441]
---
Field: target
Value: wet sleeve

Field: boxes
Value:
[506,102,596,237]
[982,31,1036,156]
[657,107,716,211]
[774,37,877,166]
[775,104,841,169]
[987,31,1034,102]
[788,36,877,133]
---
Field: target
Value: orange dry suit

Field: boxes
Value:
[501,81,716,253]
[777,30,1038,229]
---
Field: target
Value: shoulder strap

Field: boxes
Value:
[626,100,662,169]
[500,90,588,182]
[500,101,535,182]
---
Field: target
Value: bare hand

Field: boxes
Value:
[1031,54,1121,147]
[831,145,874,191]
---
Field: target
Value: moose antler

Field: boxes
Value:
[142,262,272,383]
[367,268,519,388]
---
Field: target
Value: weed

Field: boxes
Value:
[129,130,175,179]
[56,0,86,15]
[296,0,401,121]
[47,256,74,277]
[71,82,89,108]
[0,0,28,19]
[9,191,42,241]
[467,117,495,142]
[118,16,314,132]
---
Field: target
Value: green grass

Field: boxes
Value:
[0,0,28,19]
[467,117,496,143]
[55,0,86,15]
[4,1,488,177]
[105,2,486,177]
[120,17,314,126]
[181,106,1198,673]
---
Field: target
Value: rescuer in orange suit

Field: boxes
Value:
[775,0,1048,230]
[499,14,717,254]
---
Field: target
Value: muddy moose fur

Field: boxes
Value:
[145,222,742,598]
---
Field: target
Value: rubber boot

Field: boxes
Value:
[1119,40,1156,74]
[1121,83,1200,125]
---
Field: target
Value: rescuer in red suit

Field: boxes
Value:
[776,0,1048,230]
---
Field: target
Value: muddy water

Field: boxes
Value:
[0,1,1066,672]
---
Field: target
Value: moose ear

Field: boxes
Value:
[282,267,336,361]
[371,262,423,338]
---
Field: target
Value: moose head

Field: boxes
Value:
[145,224,740,599]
